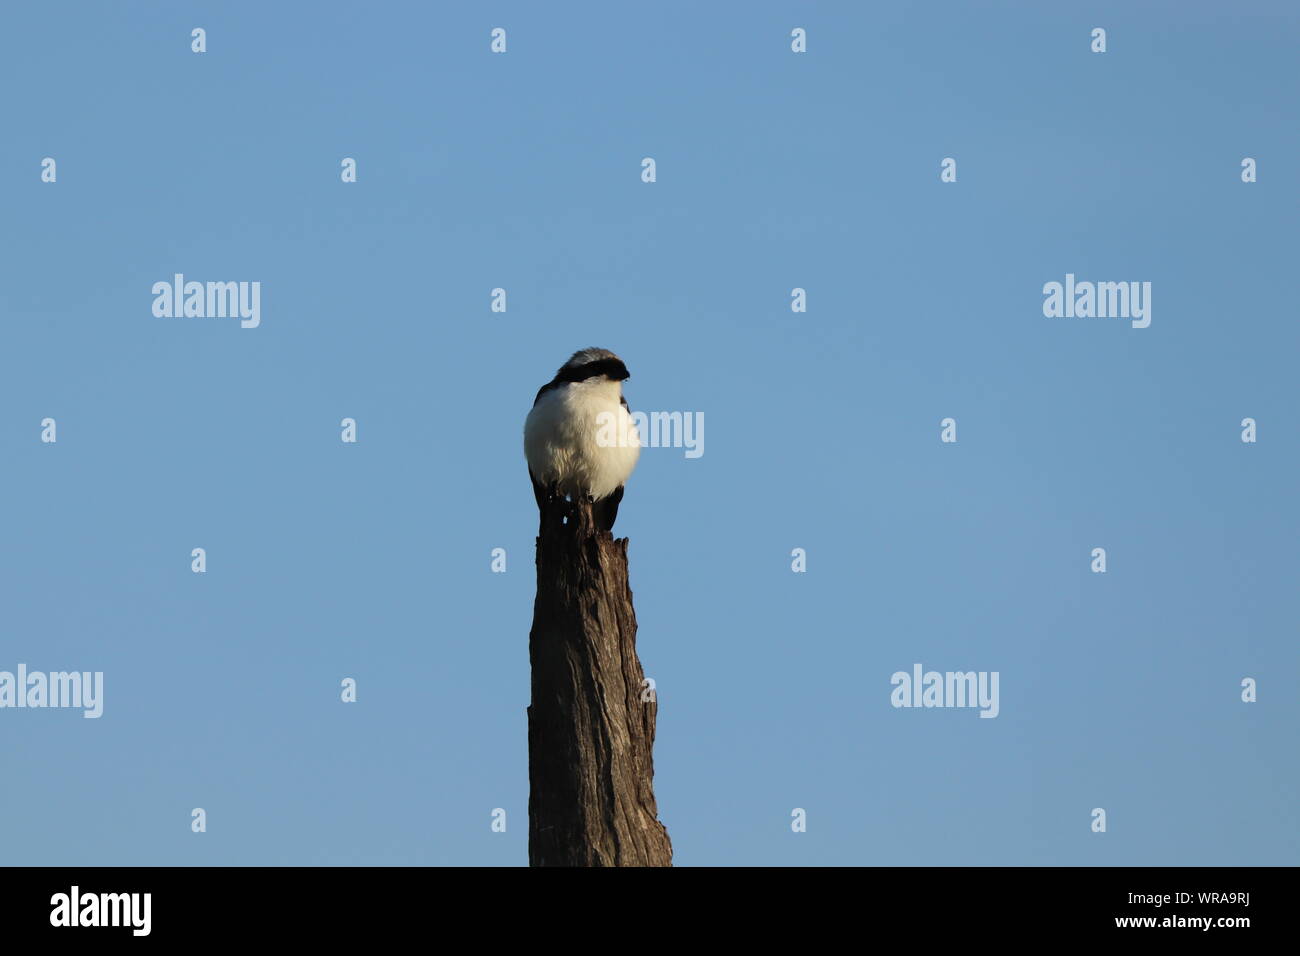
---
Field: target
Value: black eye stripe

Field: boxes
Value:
[556,358,628,383]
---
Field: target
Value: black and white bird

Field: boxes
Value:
[524,348,640,531]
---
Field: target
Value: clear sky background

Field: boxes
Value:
[2,1,1297,866]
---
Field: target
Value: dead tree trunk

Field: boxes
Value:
[527,492,672,867]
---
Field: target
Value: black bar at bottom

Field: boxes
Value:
[0,865,1278,940]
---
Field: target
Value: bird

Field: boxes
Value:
[524,348,640,531]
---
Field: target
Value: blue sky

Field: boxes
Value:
[1,0,1297,866]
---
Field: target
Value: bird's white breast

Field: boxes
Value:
[524,379,640,501]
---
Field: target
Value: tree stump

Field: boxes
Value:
[527,492,673,867]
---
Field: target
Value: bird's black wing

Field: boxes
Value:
[528,468,547,510]
[596,395,631,529]
[533,380,559,407]
[594,484,625,531]
[529,380,558,508]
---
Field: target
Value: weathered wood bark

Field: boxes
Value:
[527,492,672,867]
